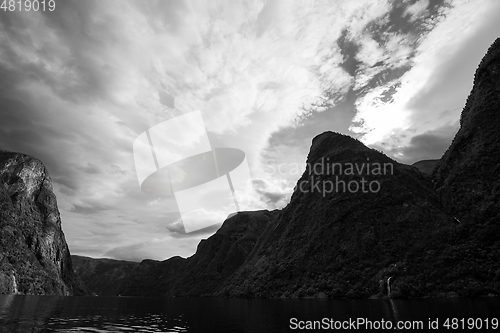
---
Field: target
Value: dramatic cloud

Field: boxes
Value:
[374,121,460,164]
[1,0,498,261]
[350,0,500,154]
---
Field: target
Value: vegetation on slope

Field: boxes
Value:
[0,151,86,295]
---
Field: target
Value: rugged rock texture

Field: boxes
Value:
[0,150,86,295]
[71,255,139,296]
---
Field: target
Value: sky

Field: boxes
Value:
[1,0,500,262]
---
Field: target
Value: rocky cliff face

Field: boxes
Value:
[434,38,500,225]
[0,150,86,295]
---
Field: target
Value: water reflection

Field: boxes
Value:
[0,296,188,333]
[0,295,498,332]
[0,294,14,313]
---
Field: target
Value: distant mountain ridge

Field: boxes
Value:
[72,210,277,297]
[71,255,139,296]
[412,159,439,176]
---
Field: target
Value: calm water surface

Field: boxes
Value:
[0,295,498,332]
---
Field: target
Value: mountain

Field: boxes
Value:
[173,209,278,296]
[118,210,277,297]
[434,38,500,225]
[217,132,459,298]
[71,255,139,296]
[0,150,86,295]
[428,37,500,296]
[215,38,500,298]
[412,159,439,176]
[44,38,500,299]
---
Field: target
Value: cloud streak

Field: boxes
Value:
[1,0,498,261]
[350,0,500,157]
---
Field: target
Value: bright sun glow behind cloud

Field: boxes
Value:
[351,0,500,147]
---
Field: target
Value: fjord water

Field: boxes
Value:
[0,295,498,332]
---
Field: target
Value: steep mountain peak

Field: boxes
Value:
[476,37,500,76]
[218,130,457,298]
[458,37,500,133]
[308,131,371,164]
[0,151,56,220]
[215,210,278,236]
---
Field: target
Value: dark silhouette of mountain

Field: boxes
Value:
[217,132,458,298]
[173,209,278,296]
[412,159,439,176]
[426,37,500,296]
[117,210,276,297]
[0,150,87,295]
[118,256,186,297]
[434,38,500,225]
[71,255,139,296]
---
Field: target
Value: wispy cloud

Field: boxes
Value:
[350,0,500,158]
[1,0,498,261]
